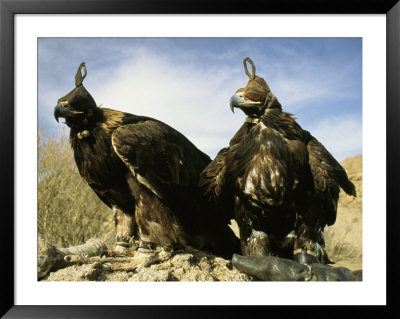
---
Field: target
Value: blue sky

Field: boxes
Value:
[38,38,362,161]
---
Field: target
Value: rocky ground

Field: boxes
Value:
[39,155,362,282]
[43,249,250,282]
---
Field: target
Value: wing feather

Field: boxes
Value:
[111,120,210,203]
[198,148,229,201]
[306,133,356,225]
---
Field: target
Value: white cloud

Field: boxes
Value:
[86,50,244,159]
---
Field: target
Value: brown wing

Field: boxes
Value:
[198,121,256,223]
[198,146,236,226]
[199,122,255,204]
[112,121,240,257]
[306,133,356,225]
[112,120,210,203]
[198,147,229,202]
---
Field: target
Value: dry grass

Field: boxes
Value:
[38,129,115,248]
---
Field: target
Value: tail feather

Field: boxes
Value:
[341,178,357,197]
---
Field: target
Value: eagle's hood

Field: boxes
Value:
[54,62,97,124]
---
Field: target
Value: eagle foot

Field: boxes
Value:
[109,247,173,272]
[114,236,138,254]
[138,240,156,251]
[104,250,136,258]
[293,249,320,265]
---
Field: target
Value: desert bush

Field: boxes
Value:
[38,129,114,248]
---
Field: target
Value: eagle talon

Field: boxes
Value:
[138,240,156,251]
[103,249,136,258]
[109,247,173,272]
[114,236,138,253]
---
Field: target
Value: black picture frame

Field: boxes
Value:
[1,0,399,318]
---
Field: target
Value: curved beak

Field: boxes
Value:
[229,94,245,113]
[54,103,83,123]
[229,93,263,114]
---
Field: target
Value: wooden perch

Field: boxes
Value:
[38,237,108,279]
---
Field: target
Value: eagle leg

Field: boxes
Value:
[241,230,272,256]
[113,206,138,253]
[293,223,327,264]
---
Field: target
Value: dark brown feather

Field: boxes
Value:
[55,64,241,257]
[67,107,239,257]
[304,130,357,225]
[200,63,356,263]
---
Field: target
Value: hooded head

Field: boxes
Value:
[54,62,99,128]
[229,57,281,117]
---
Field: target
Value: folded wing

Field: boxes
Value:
[112,120,211,205]
[306,132,357,226]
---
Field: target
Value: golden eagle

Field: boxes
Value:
[53,62,239,261]
[199,58,356,264]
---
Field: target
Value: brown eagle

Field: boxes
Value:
[53,62,239,263]
[199,58,356,264]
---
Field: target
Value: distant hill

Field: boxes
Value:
[325,154,362,271]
